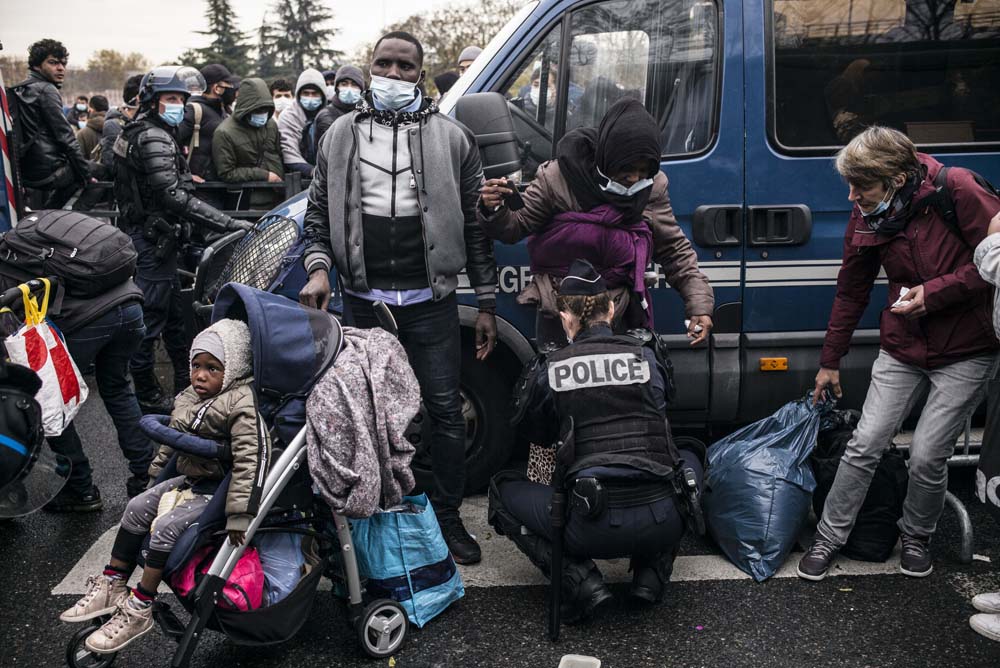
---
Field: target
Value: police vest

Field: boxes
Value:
[546,333,679,478]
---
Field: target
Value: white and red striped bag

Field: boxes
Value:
[2,280,88,436]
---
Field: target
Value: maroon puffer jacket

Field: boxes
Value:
[821,154,1000,370]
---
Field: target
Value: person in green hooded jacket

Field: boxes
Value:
[212,77,284,209]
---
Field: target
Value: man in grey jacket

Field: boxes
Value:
[300,31,498,565]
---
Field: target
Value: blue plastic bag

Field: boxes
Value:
[350,494,464,627]
[703,395,828,582]
[254,532,306,606]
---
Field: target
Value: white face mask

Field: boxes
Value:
[529,86,554,108]
[369,73,418,110]
[595,165,654,197]
[77,119,87,129]
[273,97,293,113]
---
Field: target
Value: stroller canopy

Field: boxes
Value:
[212,283,342,442]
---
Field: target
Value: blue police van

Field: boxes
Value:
[263,0,999,489]
[3,2,997,490]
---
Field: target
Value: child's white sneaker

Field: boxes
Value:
[970,613,1000,643]
[84,596,154,654]
[59,575,128,623]
[972,592,1000,614]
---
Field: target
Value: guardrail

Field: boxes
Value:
[68,171,309,223]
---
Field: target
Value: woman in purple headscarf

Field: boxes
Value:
[478,97,714,348]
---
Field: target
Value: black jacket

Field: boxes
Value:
[99,109,127,170]
[176,95,227,179]
[313,97,356,146]
[112,111,238,235]
[0,265,143,335]
[11,71,90,186]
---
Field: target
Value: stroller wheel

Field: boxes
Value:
[66,618,117,668]
[356,599,408,658]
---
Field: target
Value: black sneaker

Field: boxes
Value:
[125,473,150,499]
[44,485,103,513]
[439,516,481,565]
[797,536,839,581]
[900,533,933,577]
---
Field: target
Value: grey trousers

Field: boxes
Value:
[817,349,1000,545]
[120,476,211,553]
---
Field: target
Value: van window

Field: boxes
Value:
[566,0,719,156]
[771,0,1000,150]
[501,0,721,180]
[503,26,563,180]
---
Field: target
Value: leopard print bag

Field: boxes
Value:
[526,443,556,485]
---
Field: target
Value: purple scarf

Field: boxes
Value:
[527,203,654,327]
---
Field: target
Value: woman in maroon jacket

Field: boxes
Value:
[798,127,1000,582]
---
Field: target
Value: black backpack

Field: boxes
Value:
[0,210,137,298]
[811,409,909,562]
[918,166,1000,246]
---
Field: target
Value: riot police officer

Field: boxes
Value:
[489,259,705,627]
[112,66,249,412]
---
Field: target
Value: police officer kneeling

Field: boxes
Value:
[113,66,250,412]
[489,260,704,626]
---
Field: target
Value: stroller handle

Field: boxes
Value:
[139,414,230,461]
[0,278,57,310]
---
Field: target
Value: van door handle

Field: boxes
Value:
[748,205,812,246]
[692,205,741,247]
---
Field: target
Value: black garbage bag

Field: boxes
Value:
[811,409,908,562]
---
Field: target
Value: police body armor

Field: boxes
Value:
[546,332,680,479]
[112,114,236,260]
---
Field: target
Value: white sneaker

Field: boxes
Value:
[84,596,154,654]
[972,592,1000,614]
[970,613,1000,642]
[59,575,128,623]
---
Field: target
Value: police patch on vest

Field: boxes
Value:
[548,353,650,392]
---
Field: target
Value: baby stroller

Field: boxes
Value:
[66,283,410,668]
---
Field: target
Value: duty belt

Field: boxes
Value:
[570,478,673,518]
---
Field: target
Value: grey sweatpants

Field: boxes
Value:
[818,349,1000,545]
[120,475,211,553]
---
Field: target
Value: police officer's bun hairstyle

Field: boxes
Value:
[556,259,612,329]
[556,292,612,330]
[835,126,921,189]
[27,39,68,69]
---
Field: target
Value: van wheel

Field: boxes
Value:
[408,334,516,495]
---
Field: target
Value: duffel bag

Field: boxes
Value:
[0,210,137,298]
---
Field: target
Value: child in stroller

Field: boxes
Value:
[59,318,271,655]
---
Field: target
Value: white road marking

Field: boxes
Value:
[53,495,904,596]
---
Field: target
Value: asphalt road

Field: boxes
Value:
[2,366,1000,668]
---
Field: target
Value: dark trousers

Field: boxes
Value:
[48,302,154,493]
[345,293,466,516]
[130,273,190,384]
[491,450,704,574]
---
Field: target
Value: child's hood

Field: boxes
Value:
[190,318,253,392]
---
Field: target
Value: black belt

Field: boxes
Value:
[570,478,673,518]
[602,481,673,507]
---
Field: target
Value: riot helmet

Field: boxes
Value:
[138,65,206,107]
[0,358,70,519]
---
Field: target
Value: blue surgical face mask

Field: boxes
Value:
[299,96,322,111]
[595,165,654,197]
[248,112,269,128]
[859,187,895,219]
[77,120,87,129]
[369,73,418,110]
[338,87,361,105]
[159,102,185,127]
[75,103,87,112]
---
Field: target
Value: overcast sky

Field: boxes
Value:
[1,0,455,67]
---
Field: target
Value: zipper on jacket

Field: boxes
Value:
[390,124,398,220]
